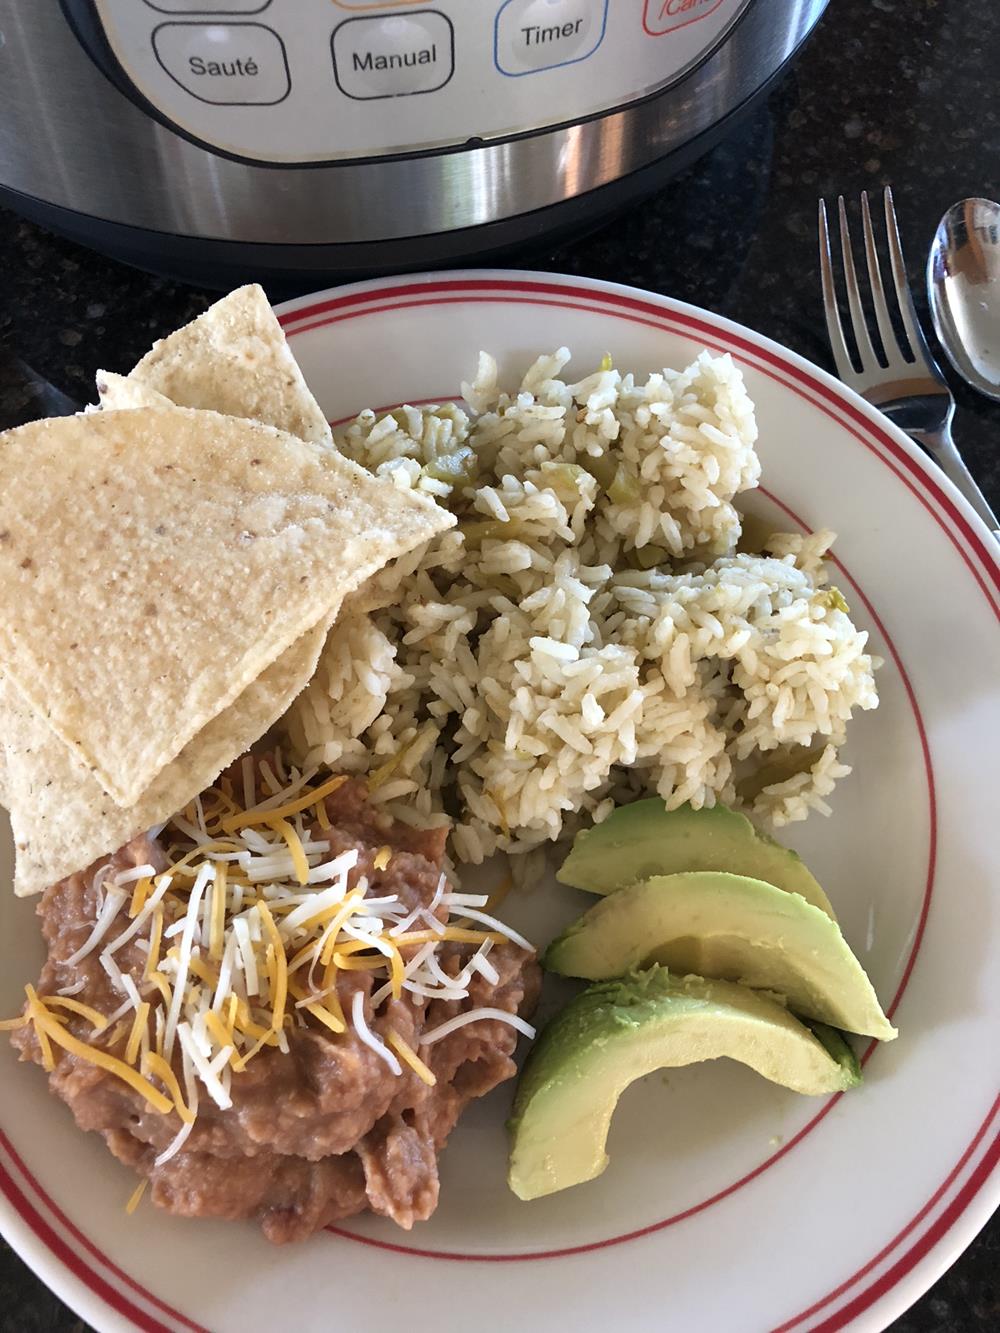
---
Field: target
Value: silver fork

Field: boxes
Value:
[818,187,1000,538]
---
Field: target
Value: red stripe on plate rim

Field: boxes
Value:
[0,1136,187,1333]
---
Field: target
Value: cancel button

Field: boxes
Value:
[153,22,291,105]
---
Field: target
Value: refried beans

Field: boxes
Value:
[11,773,540,1242]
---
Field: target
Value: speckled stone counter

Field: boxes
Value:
[0,0,997,1329]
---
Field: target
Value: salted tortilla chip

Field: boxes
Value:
[95,371,173,412]
[0,612,334,896]
[125,285,332,445]
[0,406,453,808]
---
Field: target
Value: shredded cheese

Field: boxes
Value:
[266,817,310,887]
[142,1051,195,1123]
[125,1002,150,1065]
[128,876,152,919]
[32,1000,172,1112]
[125,1178,148,1215]
[43,995,109,1032]
[373,846,392,871]
[5,759,535,1156]
[209,861,228,962]
[222,772,348,830]
[387,1029,436,1086]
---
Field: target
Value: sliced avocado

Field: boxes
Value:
[556,799,836,920]
[806,1021,863,1085]
[544,871,896,1042]
[507,967,861,1201]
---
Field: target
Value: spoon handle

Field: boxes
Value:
[908,422,1000,542]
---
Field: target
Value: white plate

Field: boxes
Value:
[2,271,998,1333]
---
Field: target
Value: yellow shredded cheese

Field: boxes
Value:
[125,1178,148,1215]
[43,995,109,1032]
[373,846,392,871]
[204,1009,240,1065]
[147,970,172,1008]
[318,892,367,965]
[331,952,386,972]
[394,928,507,946]
[209,860,227,962]
[257,902,287,1033]
[387,1029,437,1086]
[313,799,331,831]
[142,1051,195,1124]
[145,908,164,979]
[302,1002,347,1035]
[32,1003,172,1113]
[222,772,348,830]
[125,1002,150,1065]
[168,950,219,990]
[128,876,152,919]
[384,938,405,1000]
[25,987,55,1072]
[267,816,309,887]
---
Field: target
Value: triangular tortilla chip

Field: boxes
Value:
[0,406,453,808]
[0,611,334,896]
[125,285,332,445]
[95,371,173,412]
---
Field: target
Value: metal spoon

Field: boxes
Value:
[927,197,1000,400]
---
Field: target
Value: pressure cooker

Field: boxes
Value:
[0,1,828,285]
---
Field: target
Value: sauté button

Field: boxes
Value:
[152,22,290,105]
[495,0,608,76]
[332,11,454,101]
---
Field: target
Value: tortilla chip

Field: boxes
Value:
[0,406,453,808]
[0,611,335,896]
[95,371,173,412]
[125,285,332,445]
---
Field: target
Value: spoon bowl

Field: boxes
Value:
[927,196,1000,401]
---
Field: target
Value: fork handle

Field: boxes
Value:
[909,424,1000,541]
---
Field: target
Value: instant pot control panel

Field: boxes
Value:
[82,0,753,164]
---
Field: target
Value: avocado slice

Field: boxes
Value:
[556,799,836,919]
[544,871,896,1041]
[507,967,861,1201]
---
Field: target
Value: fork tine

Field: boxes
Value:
[882,186,930,360]
[818,199,857,381]
[860,190,902,365]
[837,196,879,373]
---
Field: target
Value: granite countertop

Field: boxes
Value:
[0,0,997,1328]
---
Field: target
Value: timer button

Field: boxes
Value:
[332,11,454,101]
[495,0,608,76]
[152,22,290,105]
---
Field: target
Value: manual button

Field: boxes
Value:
[152,22,290,105]
[332,11,454,101]
[495,0,608,76]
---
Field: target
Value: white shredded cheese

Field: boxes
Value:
[419,1008,537,1047]
[65,888,128,966]
[351,990,402,1076]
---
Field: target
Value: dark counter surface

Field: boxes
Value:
[0,0,997,1328]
